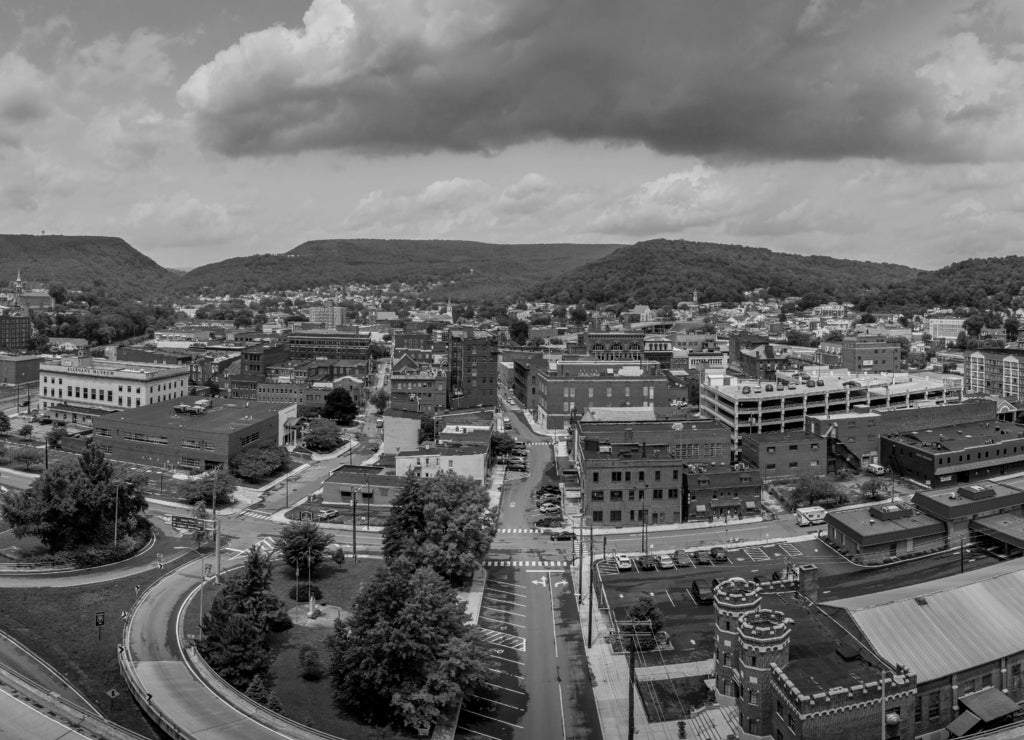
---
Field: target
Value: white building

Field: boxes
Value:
[394,445,489,482]
[40,356,190,425]
[926,316,966,343]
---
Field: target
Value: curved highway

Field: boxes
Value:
[0,684,95,739]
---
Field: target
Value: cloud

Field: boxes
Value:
[178,0,1024,163]
[83,104,169,169]
[64,29,176,90]
[347,177,491,234]
[0,52,54,128]
[126,191,248,246]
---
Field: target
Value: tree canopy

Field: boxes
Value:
[329,557,492,731]
[0,441,148,553]
[323,388,359,425]
[275,520,334,576]
[230,445,290,483]
[303,418,344,452]
[382,472,497,585]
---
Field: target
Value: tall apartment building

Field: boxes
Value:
[240,342,289,376]
[0,313,32,352]
[926,316,966,343]
[447,327,498,410]
[966,348,1024,400]
[536,359,669,431]
[39,356,190,425]
[286,329,371,363]
[306,303,346,327]
[391,367,447,414]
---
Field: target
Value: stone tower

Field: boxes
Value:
[713,577,762,699]
[736,609,792,736]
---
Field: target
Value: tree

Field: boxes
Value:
[0,443,148,553]
[203,379,221,397]
[329,558,491,730]
[509,321,529,345]
[789,477,846,510]
[0,411,9,436]
[245,675,270,704]
[490,432,516,457]
[181,468,236,507]
[9,447,42,471]
[231,445,290,482]
[275,520,334,576]
[382,472,498,585]
[297,401,323,419]
[369,389,390,414]
[626,594,664,633]
[200,596,275,689]
[859,312,876,324]
[45,426,66,448]
[192,500,209,549]
[17,424,32,438]
[1006,316,1020,342]
[323,388,358,425]
[303,418,343,453]
[368,341,391,360]
[569,306,588,325]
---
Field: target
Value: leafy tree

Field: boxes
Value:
[231,445,290,482]
[382,472,498,585]
[490,432,516,457]
[192,500,209,548]
[200,596,275,690]
[203,379,221,396]
[45,426,66,448]
[181,468,237,507]
[859,312,876,324]
[329,558,491,730]
[0,443,148,553]
[0,411,9,436]
[17,424,32,438]
[368,341,391,360]
[266,692,283,713]
[331,546,346,566]
[275,520,334,576]
[1006,316,1020,342]
[508,321,529,345]
[323,388,358,425]
[245,675,270,704]
[788,477,846,510]
[626,594,664,633]
[9,447,42,471]
[297,401,323,419]
[823,329,846,342]
[303,418,343,453]
[369,389,390,414]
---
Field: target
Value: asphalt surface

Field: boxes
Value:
[456,564,600,740]
[0,685,94,739]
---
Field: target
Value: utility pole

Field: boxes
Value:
[577,517,585,604]
[961,535,965,574]
[112,483,120,549]
[587,521,595,648]
[627,640,636,738]
[351,485,358,564]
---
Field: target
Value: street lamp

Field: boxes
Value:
[112,483,121,550]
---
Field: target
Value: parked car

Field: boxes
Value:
[615,554,633,571]
[538,503,562,514]
[536,494,561,504]
[691,579,714,604]
[503,416,511,425]
[709,546,729,563]
[550,530,576,541]
[658,554,674,569]
[637,555,658,571]
[507,463,527,472]
[694,551,713,565]
[535,517,564,528]
[318,509,338,521]
[672,549,692,567]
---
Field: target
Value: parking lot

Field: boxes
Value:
[456,569,530,739]
[596,539,1004,664]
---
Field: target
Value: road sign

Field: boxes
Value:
[95,611,105,627]
[106,688,120,699]
[171,515,206,531]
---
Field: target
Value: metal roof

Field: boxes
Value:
[823,560,1024,683]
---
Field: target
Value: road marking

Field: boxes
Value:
[665,590,676,607]
[466,694,525,712]
[524,569,564,573]
[486,653,525,666]
[479,615,527,631]
[558,681,567,740]
[546,573,558,660]
[480,605,526,618]
[532,576,547,587]
[460,708,523,729]
[484,680,526,696]
[484,585,523,598]
[553,579,568,588]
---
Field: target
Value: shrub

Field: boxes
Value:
[288,584,323,602]
[330,547,346,566]
[299,644,324,680]
[268,606,293,633]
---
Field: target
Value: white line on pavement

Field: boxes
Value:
[460,708,523,729]
[455,724,503,740]
[665,590,676,607]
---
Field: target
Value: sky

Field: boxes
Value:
[2,0,1024,271]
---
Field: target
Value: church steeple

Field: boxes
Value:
[13,269,23,308]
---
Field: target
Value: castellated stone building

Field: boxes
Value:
[711,567,918,739]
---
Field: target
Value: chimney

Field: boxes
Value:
[797,564,819,603]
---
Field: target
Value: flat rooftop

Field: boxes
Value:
[886,420,1024,453]
[826,503,945,540]
[96,397,291,433]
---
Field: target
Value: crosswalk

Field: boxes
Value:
[241,509,273,520]
[779,542,803,557]
[478,627,527,652]
[497,528,544,534]
[743,547,770,562]
[483,560,568,568]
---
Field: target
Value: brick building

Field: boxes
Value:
[286,329,370,363]
[447,327,498,410]
[92,397,295,471]
[741,431,826,480]
[0,313,32,352]
[840,335,900,374]
[880,420,1024,486]
[536,359,669,431]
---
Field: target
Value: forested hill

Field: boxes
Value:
[0,235,173,300]
[529,239,923,307]
[172,239,624,299]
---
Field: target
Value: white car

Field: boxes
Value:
[615,554,633,571]
[538,503,561,514]
[658,554,674,569]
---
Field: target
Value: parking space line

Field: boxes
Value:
[461,708,523,729]
[479,615,527,630]
[490,653,525,666]
[456,725,504,740]
[466,694,525,712]
[480,605,526,618]
[484,680,526,696]
[485,586,524,598]
[664,590,676,607]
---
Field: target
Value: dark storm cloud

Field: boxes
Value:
[178,0,1024,163]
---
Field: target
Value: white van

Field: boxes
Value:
[865,463,887,476]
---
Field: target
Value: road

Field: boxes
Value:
[455,564,599,740]
[0,685,94,739]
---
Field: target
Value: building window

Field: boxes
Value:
[610,491,623,501]
[593,472,600,483]
[638,471,645,481]
[767,463,776,470]
[591,491,604,501]
[610,510,621,522]
[654,470,661,481]
[668,489,679,498]
[592,510,603,522]
[766,446,775,453]
[789,444,798,451]
[240,431,261,446]
[653,489,663,499]
[628,490,635,501]
[927,692,940,720]
[788,461,799,468]
[611,471,622,482]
